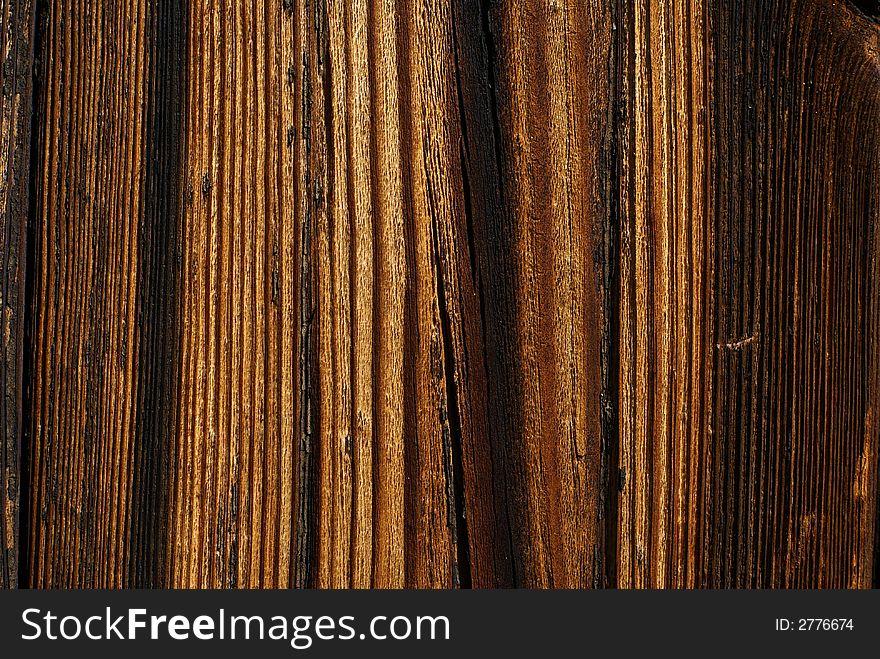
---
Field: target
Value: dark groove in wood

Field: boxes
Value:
[127,0,188,588]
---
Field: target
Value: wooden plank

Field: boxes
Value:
[155,0,613,588]
[471,0,613,587]
[0,0,34,590]
[152,0,614,588]
[24,0,187,587]
[616,0,722,590]
[616,0,880,588]
[16,0,880,588]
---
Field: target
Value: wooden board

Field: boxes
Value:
[0,0,34,589]
[2,0,878,588]
[616,0,880,588]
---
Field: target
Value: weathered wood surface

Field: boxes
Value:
[0,0,33,589]
[1,0,878,588]
[617,0,880,588]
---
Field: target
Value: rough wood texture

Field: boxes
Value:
[25,0,158,587]
[616,0,880,588]
[6,0,880,588]
[0,0,33,589]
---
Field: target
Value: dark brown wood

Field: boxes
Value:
[615,0,880,588]
[0,0,34,590]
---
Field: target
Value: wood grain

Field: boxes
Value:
[616,0,880,588]
[0,0,33,589]
[25,0,154,587]
[5,0,880,588]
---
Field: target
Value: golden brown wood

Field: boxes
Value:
[25,0,156,587]
[7,0,880,588]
